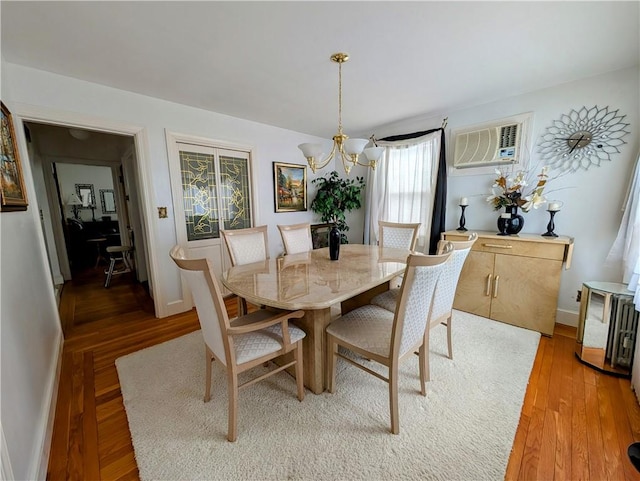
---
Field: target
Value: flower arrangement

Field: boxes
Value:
[487,166,549,212]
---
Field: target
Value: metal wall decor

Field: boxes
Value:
[537,105,630,172]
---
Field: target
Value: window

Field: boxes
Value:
[366,131,441,252]
[177,143,252,241]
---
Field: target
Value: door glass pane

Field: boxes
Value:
[180,150,220,240]
[219,155,252,230]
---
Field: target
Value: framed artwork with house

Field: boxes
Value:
[0,102,28,211]
[274,162,307,212]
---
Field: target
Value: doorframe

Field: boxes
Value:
[11,102,166,317]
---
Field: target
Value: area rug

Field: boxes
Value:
[116,310,540,481]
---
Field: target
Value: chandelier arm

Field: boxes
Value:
[313,142,337,172]
[353,157,377,169]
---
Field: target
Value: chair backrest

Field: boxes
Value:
[221,225,269,266]
[430,233,478,323]
[390,243,453,357]
[169,245,232,366]
[278,222,313,255]
[378,221,421,250]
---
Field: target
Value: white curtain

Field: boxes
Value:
[606,151,640,309]
[364,131,440,253]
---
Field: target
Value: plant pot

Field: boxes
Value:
[329,225,340,260]
[497,205,524,235]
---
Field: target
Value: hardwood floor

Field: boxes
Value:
[48,270,640,480]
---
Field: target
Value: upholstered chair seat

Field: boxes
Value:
[170,245,305,442]
[371,233,477,380]
[326,244,453,434]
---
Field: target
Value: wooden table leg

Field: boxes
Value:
[292,308,332,394]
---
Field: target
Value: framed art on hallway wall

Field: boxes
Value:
[274,162,307,213]
[0,102,28,211]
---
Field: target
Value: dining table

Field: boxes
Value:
[221,244,409,394]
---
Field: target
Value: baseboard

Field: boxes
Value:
[32,331,64,481]
[556,308,579,328]
[165,299,189,317]
[1,424,15,481]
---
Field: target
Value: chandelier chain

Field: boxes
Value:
[338,60,343,134]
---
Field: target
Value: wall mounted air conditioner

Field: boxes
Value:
[452,113,532,169]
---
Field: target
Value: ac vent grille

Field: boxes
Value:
[500,124,518,149]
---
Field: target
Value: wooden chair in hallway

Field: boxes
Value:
[170,245,306,442]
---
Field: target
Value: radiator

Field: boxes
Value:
[606,295,640,368]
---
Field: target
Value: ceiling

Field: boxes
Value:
[2,1,639,139]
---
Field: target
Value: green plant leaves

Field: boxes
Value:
[310,171,365,243]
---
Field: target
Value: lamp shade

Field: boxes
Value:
[343,138,369,156]
[298,143,324,159]
[67,193,83,206]
[363,146,384,162]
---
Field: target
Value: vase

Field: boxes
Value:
[497,205,524,235]
[329,225,340,260]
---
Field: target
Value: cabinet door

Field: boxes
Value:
[452,250,494,318]
[490,254,562,335]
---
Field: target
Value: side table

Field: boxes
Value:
[575,281,637,377]
[86,237,108,269]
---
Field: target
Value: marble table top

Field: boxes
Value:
[221,244,410,311]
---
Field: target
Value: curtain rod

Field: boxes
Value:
[372,117,448,144]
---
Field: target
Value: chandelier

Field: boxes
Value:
[298,53,384,175]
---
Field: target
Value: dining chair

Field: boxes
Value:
[221,225,269,314]
[170,245,306,442]
[221,225,269,266]
[378,220,421,250]
[378,220,421,288]
[371,233,477,380]
[325,243,453,434]
[278,222,313,255]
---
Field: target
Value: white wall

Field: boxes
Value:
[0,135,63,480]
[0,61,333,478]
[362,66,640,324]
[3,58,637,478]
[57,163,118,222]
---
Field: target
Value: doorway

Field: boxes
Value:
[23,121,156,333]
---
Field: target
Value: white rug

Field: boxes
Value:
[116,310,540,481]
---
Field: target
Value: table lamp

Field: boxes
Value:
[67,193,83,219]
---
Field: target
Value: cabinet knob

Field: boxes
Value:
[493,275,500,298]
[486,274,493,296]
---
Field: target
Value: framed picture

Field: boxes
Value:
[274,162,307,213]
[0,102,28,211]
[75,183,95,209]
[100,189,116,214]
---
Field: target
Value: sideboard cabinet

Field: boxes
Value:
[442,231,574,336]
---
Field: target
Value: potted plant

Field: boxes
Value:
[310,171,365,259]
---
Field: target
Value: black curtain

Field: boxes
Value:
[380,128,447,254]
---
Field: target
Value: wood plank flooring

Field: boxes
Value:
[48,270,640,480]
